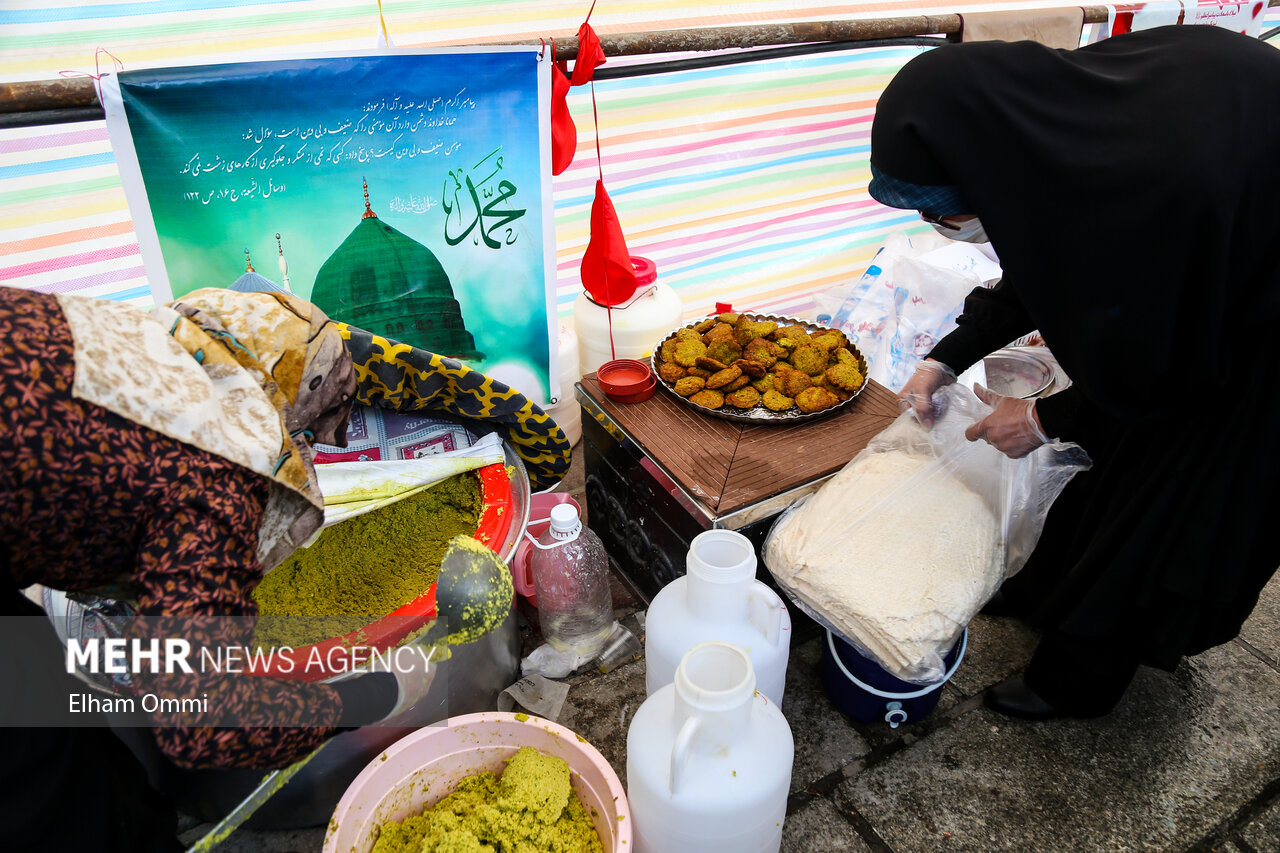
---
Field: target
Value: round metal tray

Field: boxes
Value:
[650,313,868,425]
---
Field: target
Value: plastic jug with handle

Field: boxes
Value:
[644,529,791,706]
[627,641,794,853]
[574,256,683,377]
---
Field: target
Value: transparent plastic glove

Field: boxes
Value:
[966,383,1049,459]
[374,643,441,720]
[896,360,957,428]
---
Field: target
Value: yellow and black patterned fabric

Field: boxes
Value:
[338,323,571,491]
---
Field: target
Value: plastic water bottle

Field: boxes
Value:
[529,503,614,657]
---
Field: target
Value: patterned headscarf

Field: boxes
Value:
[867,164,972,217]
[164,289,355,568]
[56,288,355,570]
[167,289,356,451]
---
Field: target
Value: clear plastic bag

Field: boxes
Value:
[763,383,1090,683]
[814,231,1001,390]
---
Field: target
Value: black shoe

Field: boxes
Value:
[977,584,1039,617]
[984,676,1067,721]
[979,589,1025,618]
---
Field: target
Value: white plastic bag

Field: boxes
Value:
[314,432,505,528]
[763,383,1089,683]
[814,231,1001,390]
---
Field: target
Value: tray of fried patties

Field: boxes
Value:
[649,312,869,424]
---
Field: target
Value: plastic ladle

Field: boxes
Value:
[426,534,515,647]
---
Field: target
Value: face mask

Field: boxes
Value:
[931,217,989,243]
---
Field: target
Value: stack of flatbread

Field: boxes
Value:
[765,449,1002,683]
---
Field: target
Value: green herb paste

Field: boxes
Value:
[252,472,484,648]
[371,747,605,853]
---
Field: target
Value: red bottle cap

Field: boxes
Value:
[631,256,657,287]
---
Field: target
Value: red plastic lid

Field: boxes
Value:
[597,358,654,396]
[606,375,657,403]
[631,256,657,286]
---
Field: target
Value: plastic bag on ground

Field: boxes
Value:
[763,383,1090,683]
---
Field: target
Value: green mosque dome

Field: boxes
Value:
[311,188,482,360]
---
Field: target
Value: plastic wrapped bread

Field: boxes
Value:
[765,450,1002,683]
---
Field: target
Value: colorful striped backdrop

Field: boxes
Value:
[5,1,1280,322]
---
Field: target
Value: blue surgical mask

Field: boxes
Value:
[931,217,989,243]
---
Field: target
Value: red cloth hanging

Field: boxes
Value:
[568,19,638,309]
[570,22,606,86]
[548,24,604,176]
[580,179,638,306]
[550,60,576,176]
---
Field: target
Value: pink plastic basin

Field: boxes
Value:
[324,712,631,852]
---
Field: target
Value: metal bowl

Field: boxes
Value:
[983,348,1055,400]
[650,313,868,425]
[116,438,532,829]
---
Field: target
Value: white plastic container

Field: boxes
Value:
[528,503,614,657]
[545,321,583,447]
[627,642,794,853]
[574,256,683,377]
[645,529,791,706]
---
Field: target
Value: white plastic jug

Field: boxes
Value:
[574,256,683,377]
[627,642,794,853]
[545,321,582,447]
[645,529,791,706]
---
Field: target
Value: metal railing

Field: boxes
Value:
[3,3,1277,128]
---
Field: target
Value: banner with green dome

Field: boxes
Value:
[102,48,558,407]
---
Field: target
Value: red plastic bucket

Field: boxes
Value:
[250,462,514,681]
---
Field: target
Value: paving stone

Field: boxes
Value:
[1239,572,1280,667]
[781,797,874,853]
[556,656,648,782]
[1239,795,1280,852]
[783,636,870,791]
[947,612,1040,697]
[832,641,1280,852]
[180,823,323,852]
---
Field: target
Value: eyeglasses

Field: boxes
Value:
[920,211,960,231]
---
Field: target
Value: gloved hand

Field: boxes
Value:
[372,641,441,721]
[965,384,1049,459]
[896,360,957,428]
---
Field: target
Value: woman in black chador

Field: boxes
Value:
[870,25,1280,719]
